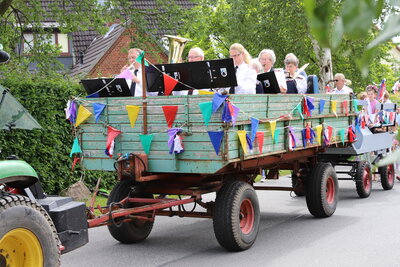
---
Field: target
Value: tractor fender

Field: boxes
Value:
[0,160,38,188]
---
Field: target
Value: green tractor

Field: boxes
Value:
[0,47,88,266]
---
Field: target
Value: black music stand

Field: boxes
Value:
[257,71,281,94]
[147,59,237,94]
[81,78,131,97]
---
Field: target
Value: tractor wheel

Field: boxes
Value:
[355,161,372,198]
[306,162,338,218]
[379,164,395,190]
[107,179,154,243]
[0,194,60,267]
[291,171,307,197]
[213,181,260,251]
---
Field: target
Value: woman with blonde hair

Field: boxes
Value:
[228,43,256,94]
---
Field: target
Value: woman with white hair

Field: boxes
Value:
[250,58,264,94]
[284,53,307,94]
[228,43,257,94]
[258,49,276,73]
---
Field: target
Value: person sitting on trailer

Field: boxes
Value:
[228,43,257,94]
[284,53,307,94]
[250,58,264,94]
[331,73,353,95]
[258,49,276,73]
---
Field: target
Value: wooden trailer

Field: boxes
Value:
[75,93,356,251]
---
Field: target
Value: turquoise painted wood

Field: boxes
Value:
[76,94,355,174]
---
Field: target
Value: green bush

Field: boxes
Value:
[0,75,116,194]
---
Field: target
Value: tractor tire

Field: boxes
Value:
[379,164,395,190]
[213,181,260,251]
[306,162,338,218]
[0,194,60,267]
[107,179,154,243]
[355,161,372,198]
[291,172,307,197]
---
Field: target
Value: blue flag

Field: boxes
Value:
[319,99,326,114]
[212,93,228,113]
[246,133,253,150]
[93,103,106,123]
[208,131,224,155]
[250,117,259,143]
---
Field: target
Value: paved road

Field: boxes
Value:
[62,176,400,267]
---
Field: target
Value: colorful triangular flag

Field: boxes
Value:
[75,105,92,127]
[256,132,264,153]
[162,106,178,128]
[212,93,228,113]
[126,105,141,128]
[199,102,213,126]
[250,118,259,143]
[70,137,82,157]
[139,134,154,155]
[93,103,106,123]
[163,74,178,96]
[237,130,248,155]
[208,131,224,155]
[105,126,122,158]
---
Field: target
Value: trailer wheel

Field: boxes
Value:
[107,179,154,243]
[213,181,260,251]
[291,172,307,197]
[306,163,338,218]
[379,164,395,190]
[0,194,60,267]
[355,161,372,198]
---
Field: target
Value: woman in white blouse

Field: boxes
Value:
[229,43,257,94]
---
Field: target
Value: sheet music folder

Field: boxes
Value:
[146,58,237,94]
[257,71,281,94]
[81,78,131,97]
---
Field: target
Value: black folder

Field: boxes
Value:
[81,78,131,97]
[257,71,281,94]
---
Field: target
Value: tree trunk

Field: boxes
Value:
[0,0,13,16]
[311,39,333,93]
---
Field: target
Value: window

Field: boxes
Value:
[23,32,70,56]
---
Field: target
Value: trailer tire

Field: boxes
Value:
[213,181,260,251]
[355,161,372,198]
[291,172,307,197]
[107,179,154,244]
[379,164,395,190]
[0,194,60,267]
[306,163,338,218]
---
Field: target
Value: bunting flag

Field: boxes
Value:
[162,106,178,128]
[70,137,82,157]
[389,112,395,124]
[319,99,326,114]
[295,103,304,119]
[222,101,233,123]
[93,103,106,123]
[75,105,92,127]
[251,118,259,143]
[378,79,386,101]
[167,128,182,154]
[245,133,253,153]
[231,104,240,126]
[323,125,333,146]
[353,99,359,112]
[71,157,80,171]
[208,131,224,155]
[237,130,248,155]
[269,120,277,139]
[212,93,228,113]
[307,97,315,115]
[105,126,122,158]
[117,68,133,80]
[139,134,154,155]
[274,128,280,144]
[199,102,213,126]
[65,100,72,120]
[256,132,264,153]
[339,128,345,144]
[163,74,179,96]
[126,105,140,128]
[303,97,310,116]
[302,125,316,147]
[173,135,184,154]
[68,100,77,124]
[288,127,299,151]
[315,125,323,145]
[348,126,356,142]
[331,100,337,117]
[198,90,215,95]
[135,51,149,66]
[343,100,349,116]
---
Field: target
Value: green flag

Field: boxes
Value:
[339,129,345,144]
[139,134,154,155]
[70,137,82,157]
[295,103,304,120]
[135,51,149,66]
[274,128,280,144]
[353,99,358,112]
[199,102,213,126]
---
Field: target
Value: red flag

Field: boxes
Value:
[348,126,356,142]
[71,157,80,171]
[163,74,178,96]
[256,132,264,153]
[105,126,122,158]
[303,98,310,116]
[162,106,178,128]
[343,100,348,116]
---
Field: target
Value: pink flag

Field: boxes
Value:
[117,69,133,80]
[105,126,122,158]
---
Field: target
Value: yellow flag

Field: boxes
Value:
[331,101,337,117]
[75,105,92,127]
[270,120,276,139]
[237,130,248,155]
[126,105,141,128]
[198,90,215,95]
[315,125,323,145]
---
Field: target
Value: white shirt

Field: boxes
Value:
[331,85,353,94]
[126,67,144,97]
[295,73,307,94]
[234,63,257,94]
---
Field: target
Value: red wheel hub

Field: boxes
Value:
[387,165,394,185]
[326,176,335,204]
[363,168,371,191]
[239,198,254,235]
